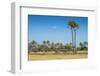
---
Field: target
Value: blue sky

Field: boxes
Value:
[28,15,88,46]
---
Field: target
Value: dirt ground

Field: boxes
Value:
[28,51,88,61]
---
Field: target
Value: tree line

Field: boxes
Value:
[28,40,88,54]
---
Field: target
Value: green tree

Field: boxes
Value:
[65,43,72,51]
[79,42,84,50]
[79,41,88,50]
[30,40,38,52]
[31,40,37,46]
[51,42,55,51]
[47,40,50,45]
[43,40,46,45]
[84,41,88,48]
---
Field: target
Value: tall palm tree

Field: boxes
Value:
[68,20,79,53]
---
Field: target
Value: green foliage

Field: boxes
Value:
[79,41,88,50]
[65,44,72,50]
[68,20,79,29]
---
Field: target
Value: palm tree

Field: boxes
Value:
[79,42,84,50]
[47,40,50,47]
[79,41,88,50]
[55,43,60,48]
[31,40,36,45]
[43,40,46,45]
[84,41,88,47]
[30,40,38,52]
[51,42,55,51]
[31,40,37,48]
[68,20,79,53]
[47,40,50,44]
[46,40,50,52]
[83,41,88,50]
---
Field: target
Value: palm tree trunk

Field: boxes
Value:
[73,30,75,53]
[72,29,76,54]
[71,29,74,53]
[74,30,76,53]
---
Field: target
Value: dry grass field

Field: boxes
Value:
[28,51,88,61]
